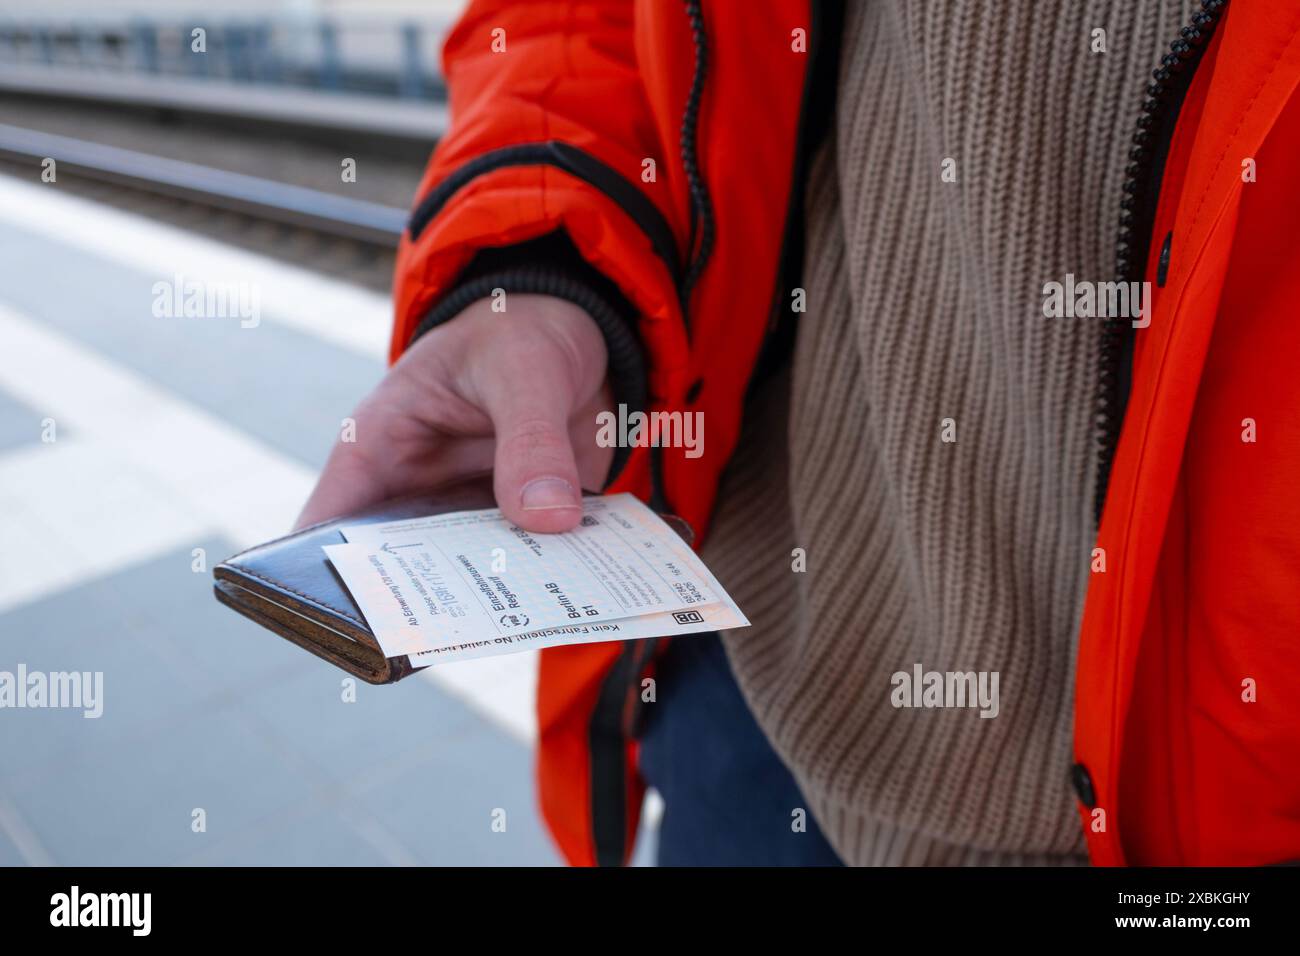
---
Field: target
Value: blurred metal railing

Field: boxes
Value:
[0,15,451,100]
[0,122,407,248]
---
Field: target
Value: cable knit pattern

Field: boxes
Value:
[703,0,1194,864]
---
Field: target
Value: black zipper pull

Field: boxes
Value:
[679,0,713,313]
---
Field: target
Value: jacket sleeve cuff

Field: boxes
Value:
[406,232,647,487]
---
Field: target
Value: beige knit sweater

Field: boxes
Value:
[705,0,1195,865]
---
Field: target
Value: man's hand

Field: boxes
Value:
[296,294,614,534]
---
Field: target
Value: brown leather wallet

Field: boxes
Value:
[213,475,693,684]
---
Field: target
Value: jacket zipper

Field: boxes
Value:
[679,0,714,313]
[1095,0,1229,526]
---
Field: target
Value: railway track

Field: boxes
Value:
[0,122,412,293]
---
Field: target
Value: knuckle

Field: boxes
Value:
[498,416,568,461]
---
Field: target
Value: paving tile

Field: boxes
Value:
[0,220,382,471]
[0,537,311,777]
[119,535,321,692]
[0,819,27,865]
[4,704,323,866]
[180,804,398,867]
[350,720,561,866]
[629,813,658,867]
[0,387,52,454]
[0,571,210,781]
[243,664,481,790]
[0,537,558,865]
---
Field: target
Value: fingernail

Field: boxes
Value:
[520,477,579,511]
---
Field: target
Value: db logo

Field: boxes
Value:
[673,610,705,625]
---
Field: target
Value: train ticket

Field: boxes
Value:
[323,493,747,660]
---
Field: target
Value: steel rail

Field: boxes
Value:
[0,122,407,248]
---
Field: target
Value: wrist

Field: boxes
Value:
[409,232,646,486]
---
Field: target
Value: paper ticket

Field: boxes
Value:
[402,596,748,666]
[400,598,748,665]
[324,493,747,661]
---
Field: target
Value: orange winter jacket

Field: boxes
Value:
[391,0,1300,866]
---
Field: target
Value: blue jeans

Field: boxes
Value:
[637,633,844,866]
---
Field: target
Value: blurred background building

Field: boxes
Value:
[0,0,463,99]
[0,0,656,867]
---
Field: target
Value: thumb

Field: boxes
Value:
[481,373,585,534]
